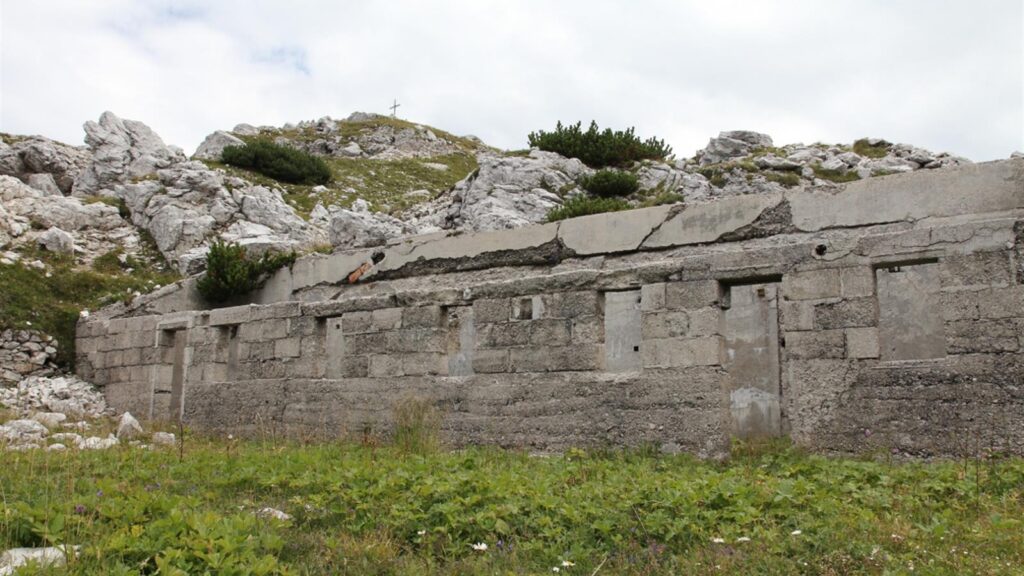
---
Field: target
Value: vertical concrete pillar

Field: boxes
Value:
[723,283,781,438]
[447,306,476,376]
[604,290,642,372]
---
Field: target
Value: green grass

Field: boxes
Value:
[0,246,179,369]
[0,438,1020,575]
[205,152,477,218]
[764,171,802,188]
[812,164,862,183]
[853,139,892,159]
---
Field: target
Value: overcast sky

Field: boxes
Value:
[1,1,1021,160]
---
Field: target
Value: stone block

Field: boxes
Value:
[385,328,445,353]
[345,332,386,355]
[946,319,1019,354]
[209,305,252,326]
[543,291,600,319]
[403,305,443,328]
[665,280,720,310]
[813,298,876,330]
[340,355,369,378]
[846,327,880,359]
[641,283,666,311]
[641,311,689,340]
[480,322,531,348]
[687,307,721,337]
[641,337,721,368]
[106,318,127,335]
[289,316,319,337]
[371,307,403,331]
[785,330,845,359]
[369,354,403,377]
[401,353,445,376]
[783,268,841,300]
[275,337,301,358]
[529,319,571,346]
[253,302,302,320]
[510,344,599,372]
[976,287,1024,320]
[341,311,372,334]
[840,267,875,297]
[940,290,980,321]
[473,298,510,324]
[941,251,1013,288]
[570,316,603,344]
[472,349,509,373]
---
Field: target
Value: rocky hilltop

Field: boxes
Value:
[1,112,976,278]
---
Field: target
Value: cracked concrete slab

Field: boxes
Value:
[558,205,675,255]
[789,160,1024,232]
[642,193,784,248]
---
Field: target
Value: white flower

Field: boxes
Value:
[736,537,751,543]
[552,568,560,573]
[471,542,488,551]
[711,537,726,544]
[25,321,31,326]
[561,560,575,567]
[79,310,90,318]
[791,530,802,536]
[416,530,426,536]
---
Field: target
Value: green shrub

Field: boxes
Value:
[765,171,801,188]
[546,196,631,222]
[579,169,640,198]
[812,163,862,183]
[641,191,685,207]
[196,241,296,304]
[221,140,331,185]
[528,121,672,168]
[852,138,891,159]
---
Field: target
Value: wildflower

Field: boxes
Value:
[711,537,726,544]
[561,560,575,567]
[416,530,426,536]
[79,310,90,319]
[25,321,31,326]
[552,568,560,573]
[96,490,104,497]
[791,530,802,536]
[471,542,488,551]
[736,537,751,543]
[73,504,86,515]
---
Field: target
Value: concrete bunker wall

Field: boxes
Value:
[76,160,1024,457]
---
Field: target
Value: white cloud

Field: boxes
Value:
[1,0,1020,160]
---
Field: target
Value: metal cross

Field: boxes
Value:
[390,99,400,118]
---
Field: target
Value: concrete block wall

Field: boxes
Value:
[76,160,1024,457]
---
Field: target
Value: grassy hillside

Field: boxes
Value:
[0,245,179,369]
[207,117,482,218]
[1,437,1020,575]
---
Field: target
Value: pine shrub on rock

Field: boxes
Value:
[579,169,639,198]
[546,196,631,222]
[221,140,331,185]
[197,241,296,304]
[528,121,672,168]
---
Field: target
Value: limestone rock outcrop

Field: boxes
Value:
[112,160,325,273]
[73,111,186,196]
[0,134,91,194]
[193,130,245,161]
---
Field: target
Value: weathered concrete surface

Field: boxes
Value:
[789,160,1024,232]
[78,159,1024,457]
[642,193,783,248]
[558,205,674,255]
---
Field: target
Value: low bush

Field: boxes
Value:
[546,196,631,222]
[579,169,640,198]
[221,140,331,185]
[812,163,862,183]
[528,121,672,168]
[196,241,296,304]
[852,138,891,159]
